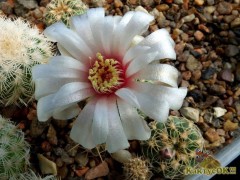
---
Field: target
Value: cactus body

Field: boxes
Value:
[141,116,204,179]
[0,116,30,179]
[123,157,151,180]
[44,0,88,26]
[10,170,57,180]
[0,17,53,106]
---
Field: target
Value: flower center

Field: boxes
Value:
[88,53,124,94]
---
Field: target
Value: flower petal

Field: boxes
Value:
[92,97,109,145]
[70,14,96,51]
[117,88,170,122]
[133,82,187,110]
[100,16,122,55]
[111,11,134,55]
[140,29,176,60]
[37,94,82,122]
[112,11,154,55]
[52,82,94,107]
[122,45,150,66]
[44,22,93,62]
[32,65,86,80]
[53,103,80,120]
[37,94,55,121]
[35,78,79,100]
[134,64,180,87]
[117,98,151,140]
[57,44,72,57]
[87,8,105,51]
[70,101,96,149]
[53,88,94,107]
[106,98,129,153]
[140,29,175,46]
[115,88,140,108]
[126,51,158,77]
[49,56,87,72]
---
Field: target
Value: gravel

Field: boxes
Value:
[0,0,240,179]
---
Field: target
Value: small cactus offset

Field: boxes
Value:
[44,0,88,26]
[0,116,30,179]
[123,157,151,180]
[141,116,204,179]
[0,16,53,106]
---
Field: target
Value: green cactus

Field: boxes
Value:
[0,116,30,179]
[141,116,204,179]
[10,169,58,180]
[0,16,53,106]
[44,0,88,26]
[123,157,152,180]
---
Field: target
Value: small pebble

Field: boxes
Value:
[186,55,202,72]
[194,30,204,41]
[225,45,239,57]
[61,152,74,165]
[205,128,220,142]
[231,17,240,28]
[201,67,216,80]
[181,14,195,23]
[180,107,200,122]
[156,4,169,11]
[194,0,204,6]
[111,149,132,163]
[209,84,226,95]
[38,154,57,175]
[47,125,58,145]
[224,120,239,131]
[75,152,89,166]
[217,129,225,136]
[58,165,68,179]
[85,161,109,180]
[114,0,123,8]
[213,107,227,118]
[75,167,89,177]
[219,69,234,82]
[217,1,233,15]
[182,71,191,80]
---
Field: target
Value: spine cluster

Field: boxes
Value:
[123,157,151,180]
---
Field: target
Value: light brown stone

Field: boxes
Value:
[85,161,109,179]
[205,128,220,142]
[223,120,238,131]
[194,30,204,41]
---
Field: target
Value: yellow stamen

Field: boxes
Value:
[88,53,124,94]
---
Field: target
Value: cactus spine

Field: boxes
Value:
[44,0,88,26]
[141,116,204,179]
[0,16,53,106]
[0,116,30,179]
[123,157,151,180]
[10,170,58,180]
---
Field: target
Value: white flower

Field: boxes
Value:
[32,8,187,153]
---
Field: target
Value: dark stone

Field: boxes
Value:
[201,67,216,80]
[209,84,226,95]
[188,90,204,103]
[200,96,219,109]
[225,45,239,57]
[218,69,234,82]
